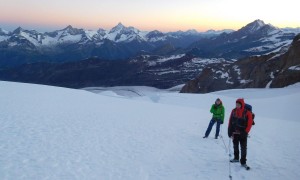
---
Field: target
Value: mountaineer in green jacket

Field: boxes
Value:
[203,98,225,139]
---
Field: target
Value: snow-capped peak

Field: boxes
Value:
[97,28,107,36]
[254,19,265,27]
[243,19,266,33]
[64,25,73,29]
[110,22,126,33]
[146,30,167,42]
[106,23,145,42]
[97,28,106,33]
[60,25,84,35]
[12,27,24,34]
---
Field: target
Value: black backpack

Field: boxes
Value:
[244,103,255,125]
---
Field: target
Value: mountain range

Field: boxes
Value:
[0,23,231,67]
[1,20,299,68]
[0,19,299,92]
[0,33,299,92]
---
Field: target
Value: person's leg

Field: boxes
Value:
[233,134,240,160]
[215,120,221,138]
[204,119,216,137]
[240,136,248,165]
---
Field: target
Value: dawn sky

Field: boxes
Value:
[0,0,299,32]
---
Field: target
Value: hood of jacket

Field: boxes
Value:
[235,98,245,117]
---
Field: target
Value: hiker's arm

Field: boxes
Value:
[221,106,225,122]
[228,110,233,137]
[210,104,214,113]
[245,111,253,133]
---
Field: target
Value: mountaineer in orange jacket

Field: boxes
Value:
[228,98,253,167]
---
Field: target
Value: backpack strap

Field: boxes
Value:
[232,108,237,117]
[243,109,248,120]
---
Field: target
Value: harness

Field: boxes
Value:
[230,108,248,132]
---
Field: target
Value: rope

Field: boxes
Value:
[229,138,233,180]
[219,125,228,153]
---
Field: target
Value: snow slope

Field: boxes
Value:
[0,81,299,180]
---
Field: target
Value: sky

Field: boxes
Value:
[0,0,299,32]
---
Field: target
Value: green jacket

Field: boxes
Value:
[210,104,225,122]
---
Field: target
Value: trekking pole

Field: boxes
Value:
[220,125,228,153]
[228,138,232,180]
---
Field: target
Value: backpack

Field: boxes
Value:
[244,103,255,125]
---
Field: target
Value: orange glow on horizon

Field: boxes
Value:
[0,0,299,32]
[1,14,299,33]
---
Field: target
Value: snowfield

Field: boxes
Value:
[0,81,299,180]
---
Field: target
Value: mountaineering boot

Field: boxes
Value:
[230,158,239,163]
[241,164,250,170]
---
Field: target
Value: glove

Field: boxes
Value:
[217,119,223,124]
[228,128,232,138]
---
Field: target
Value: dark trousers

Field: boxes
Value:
[233,134,248,164]
[205,118,221,137]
